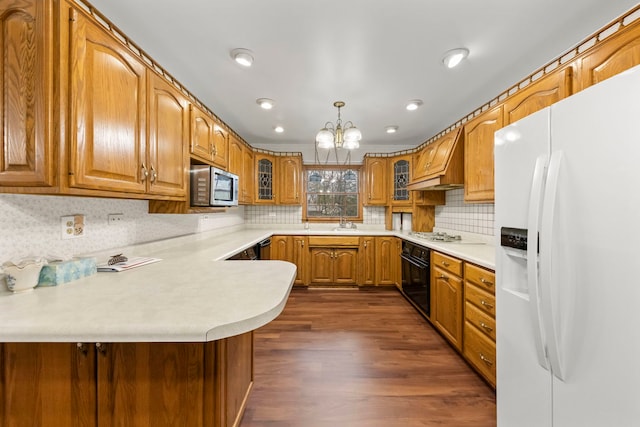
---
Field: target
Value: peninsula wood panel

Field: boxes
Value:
[97,342,205,427]
[0,342,96,427]
[68,7,147,193]
[0,0,54,187]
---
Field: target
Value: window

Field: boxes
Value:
[304,167,361,221]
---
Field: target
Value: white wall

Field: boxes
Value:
[0,194,244,262]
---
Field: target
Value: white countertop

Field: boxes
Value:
[0,226,494,343]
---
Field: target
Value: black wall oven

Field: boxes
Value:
[401,241,431,317]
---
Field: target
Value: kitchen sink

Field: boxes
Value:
[332,227,359,232]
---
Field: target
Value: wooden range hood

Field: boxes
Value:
[407,127,464,191]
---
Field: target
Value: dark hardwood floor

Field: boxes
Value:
[240,287,496,427]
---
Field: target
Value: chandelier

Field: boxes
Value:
[315,101,362,150]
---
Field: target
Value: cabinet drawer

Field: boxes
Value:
[308,236,360,247]
[464,282,496,317]
[465,301,496,341]
[432,252,462,277]
[464,263,495,294]
[463,322,496,386]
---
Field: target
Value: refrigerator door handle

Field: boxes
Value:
[540,150,565,381]
[527,154,550,370]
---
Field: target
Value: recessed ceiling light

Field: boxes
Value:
[406,100,423,111]
[274,126,284,133]
[256,98,275,110]
[442,48,469,69]
[230,48,254,67]
[385,126,399,134]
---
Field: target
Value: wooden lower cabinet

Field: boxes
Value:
[375,236,401,286]
[308,236,359,286]
[359,237,376,285]
[309,247,358,285]
[430,251,464,351]
[271,235,308,286]
[0,332,253,427]
[462,263,496,387]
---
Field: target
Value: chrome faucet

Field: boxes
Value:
[339,216,346,228]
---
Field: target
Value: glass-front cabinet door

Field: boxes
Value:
[390,155,412,206]
[255,153,275,203]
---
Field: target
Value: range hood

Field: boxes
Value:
[407,127,464,191]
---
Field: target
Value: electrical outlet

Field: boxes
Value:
[61,214,85,239]
[268,212,277,217]
[108,213,124,225]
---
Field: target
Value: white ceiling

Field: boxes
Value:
[88,0,638,152]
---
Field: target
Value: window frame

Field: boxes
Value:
[302,165,363,222]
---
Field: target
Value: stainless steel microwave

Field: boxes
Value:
[190,165,239,207]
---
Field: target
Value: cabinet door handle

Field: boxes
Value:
[141,163,149,182]
[480,277,494,286]
[480,300,494,309]
[95,342,107,355]
[479,353,494,366]
[364,241,368,248]
[439,274,449,281]
[76,343,88,355]
[480,322,493,332]
[150,165,157,183]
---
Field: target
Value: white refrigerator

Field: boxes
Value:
[495,65,640,426]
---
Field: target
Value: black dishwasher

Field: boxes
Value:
[256,238,271,260]
[227,246,257,260]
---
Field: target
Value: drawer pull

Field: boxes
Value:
[480,300,494,309]
[480,322,493,332]
[441,261,450,267]
[479,353,494,366]
[480,277,494,286]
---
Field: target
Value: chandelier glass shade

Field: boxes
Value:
[315,101,362,150]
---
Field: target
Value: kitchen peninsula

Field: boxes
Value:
[0,229,296,427]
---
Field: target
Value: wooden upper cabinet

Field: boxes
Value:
[389,155,412,206]
[580,19,640,90]
[212,123,228,170]
[229,135,253,204]
[277,155,302,205]
[0,0,54,187]
[146,71,188,197]
[68,7,147,193]
[464,106,503,203]
[189,104,215,163]
[504,67,574,125]
[363,156,388,205]
[241,145,254,204]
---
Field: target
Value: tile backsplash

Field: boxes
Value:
[0,194,244,262]
[434,189,494,235]
[1,188,493,263]
[244,205,386,225]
